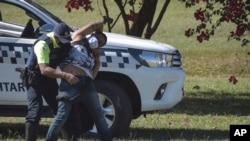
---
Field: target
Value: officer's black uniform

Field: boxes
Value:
[24,23,71,141]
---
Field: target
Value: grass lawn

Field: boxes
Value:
[1,77,249,140]
[0,0,250,140]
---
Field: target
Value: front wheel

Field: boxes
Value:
[92,80,133,137]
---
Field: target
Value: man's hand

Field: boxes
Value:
[62,72,79,85]
[71,21,103,41]
[92,49,100,64]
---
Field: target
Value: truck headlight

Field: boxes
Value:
[129,49,182,68]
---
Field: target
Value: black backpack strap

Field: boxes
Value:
[39,34,53,49]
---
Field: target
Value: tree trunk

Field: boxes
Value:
[130,0,170,39]
[130,0,158,38]
[145,0,170,39]
[114,0,131,34]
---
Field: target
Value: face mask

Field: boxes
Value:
[88,35,99,49]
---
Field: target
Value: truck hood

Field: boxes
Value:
[105,32,178,53]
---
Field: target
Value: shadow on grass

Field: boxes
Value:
[0,91,248,140]
[168,91,250,116]
[0,123,229,140]
[127,127,229,141]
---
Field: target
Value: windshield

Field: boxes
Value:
[26,0,63,23]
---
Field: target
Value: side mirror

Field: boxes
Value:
[35,24,54,37]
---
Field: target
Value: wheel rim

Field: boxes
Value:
[89,93,115,133]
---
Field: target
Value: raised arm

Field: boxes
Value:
[71,21,104,41]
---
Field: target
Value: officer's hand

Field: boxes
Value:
[64,73,79,85]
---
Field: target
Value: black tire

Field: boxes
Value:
[91,80,133,137]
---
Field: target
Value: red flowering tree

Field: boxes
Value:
[65,0,92,12]
[65,0,171,39]
[65,0,250,84]
[65,0,250,44]
[179,0,250,84]
[180,0,250,47]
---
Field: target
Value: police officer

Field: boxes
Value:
[24,23,79,141]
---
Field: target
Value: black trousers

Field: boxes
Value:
[26,75,58,124]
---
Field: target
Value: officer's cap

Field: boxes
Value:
[53,23,71,43]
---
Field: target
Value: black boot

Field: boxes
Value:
[61,129,78,141]
[25,122,38,141]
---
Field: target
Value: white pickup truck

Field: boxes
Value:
[0,0,185,137]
